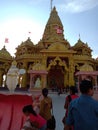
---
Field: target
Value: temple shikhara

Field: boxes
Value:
[0,7,98,91]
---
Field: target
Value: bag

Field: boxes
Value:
[47,115,56,129]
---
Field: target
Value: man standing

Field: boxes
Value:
[39,88,56,130]
[64,79,98,130]
[39,88,52,121]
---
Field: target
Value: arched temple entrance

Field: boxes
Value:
[47,57,68,89]
[48,65,64,89]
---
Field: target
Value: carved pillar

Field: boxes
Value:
[21,62,27,87]
[42,54,47,68]
[41,74,47,88]
[64,72,68,87]
[0,70,3,87]
[69,58,75,86]
[21,74,26,87]
[30,74,35,89]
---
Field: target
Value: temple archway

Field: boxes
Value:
[47,57,68,89]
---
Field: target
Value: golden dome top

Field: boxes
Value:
[73,39,85,48]
[0,46,12,58]
[20,37,34,47]
[73,38,91,50]
[48,42,68,51]
[32,62,46,71]
[80,63,93,71]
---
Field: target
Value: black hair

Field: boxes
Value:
[79,80,93,94]
[69,86,76,94]
[42,88,48,97]
[22,105,37,116]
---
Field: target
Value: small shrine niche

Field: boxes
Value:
[28,62,48,89]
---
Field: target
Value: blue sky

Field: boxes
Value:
[0,0,98,58]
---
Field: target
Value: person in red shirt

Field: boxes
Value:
[62,86,79,130]
[22,104,47,130]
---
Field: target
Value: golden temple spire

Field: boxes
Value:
[37,6,70,49]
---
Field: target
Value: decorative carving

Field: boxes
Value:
[72,39,92,56]
[47,56,68,71]
[29,62,46,71]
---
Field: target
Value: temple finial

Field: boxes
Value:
[79,33,81,39]
[50,0,53,12]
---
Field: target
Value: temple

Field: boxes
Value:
[0,7,98,90]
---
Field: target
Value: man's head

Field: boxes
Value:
[79,79,93,96]
[22,105,32,116]
[22,104,37,116]
[69,86,76,95]
[42,88,48,97]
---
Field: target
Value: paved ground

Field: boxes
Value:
[0,90,98,130]
[49,90,98,130]
[0,90,65,130]
[50,93,66,130]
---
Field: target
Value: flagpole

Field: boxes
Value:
[50,0,53,12]
[79,34,81,39]
[28,31,31,39]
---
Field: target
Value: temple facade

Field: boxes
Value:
[0,7,98,90]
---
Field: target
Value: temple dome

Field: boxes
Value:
[0,46,12,58]
[80,63,93,71]
[73,39,91,50]
[19,37,34,47]
[32,62,46,71]
[48,42,68,51]
[74,39,84,47]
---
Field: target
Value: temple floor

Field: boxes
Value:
[0,90,98,130]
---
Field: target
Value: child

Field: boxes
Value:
[22,105,47,130]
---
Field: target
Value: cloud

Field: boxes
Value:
[58,0,98,13]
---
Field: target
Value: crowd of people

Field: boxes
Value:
[22,88,55,130]
[21,79,98,130]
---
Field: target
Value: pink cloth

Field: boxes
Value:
[0,94,33,130]
[29,114,46,128]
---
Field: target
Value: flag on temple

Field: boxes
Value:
[56,28,63,34]
[5,38,9,43]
